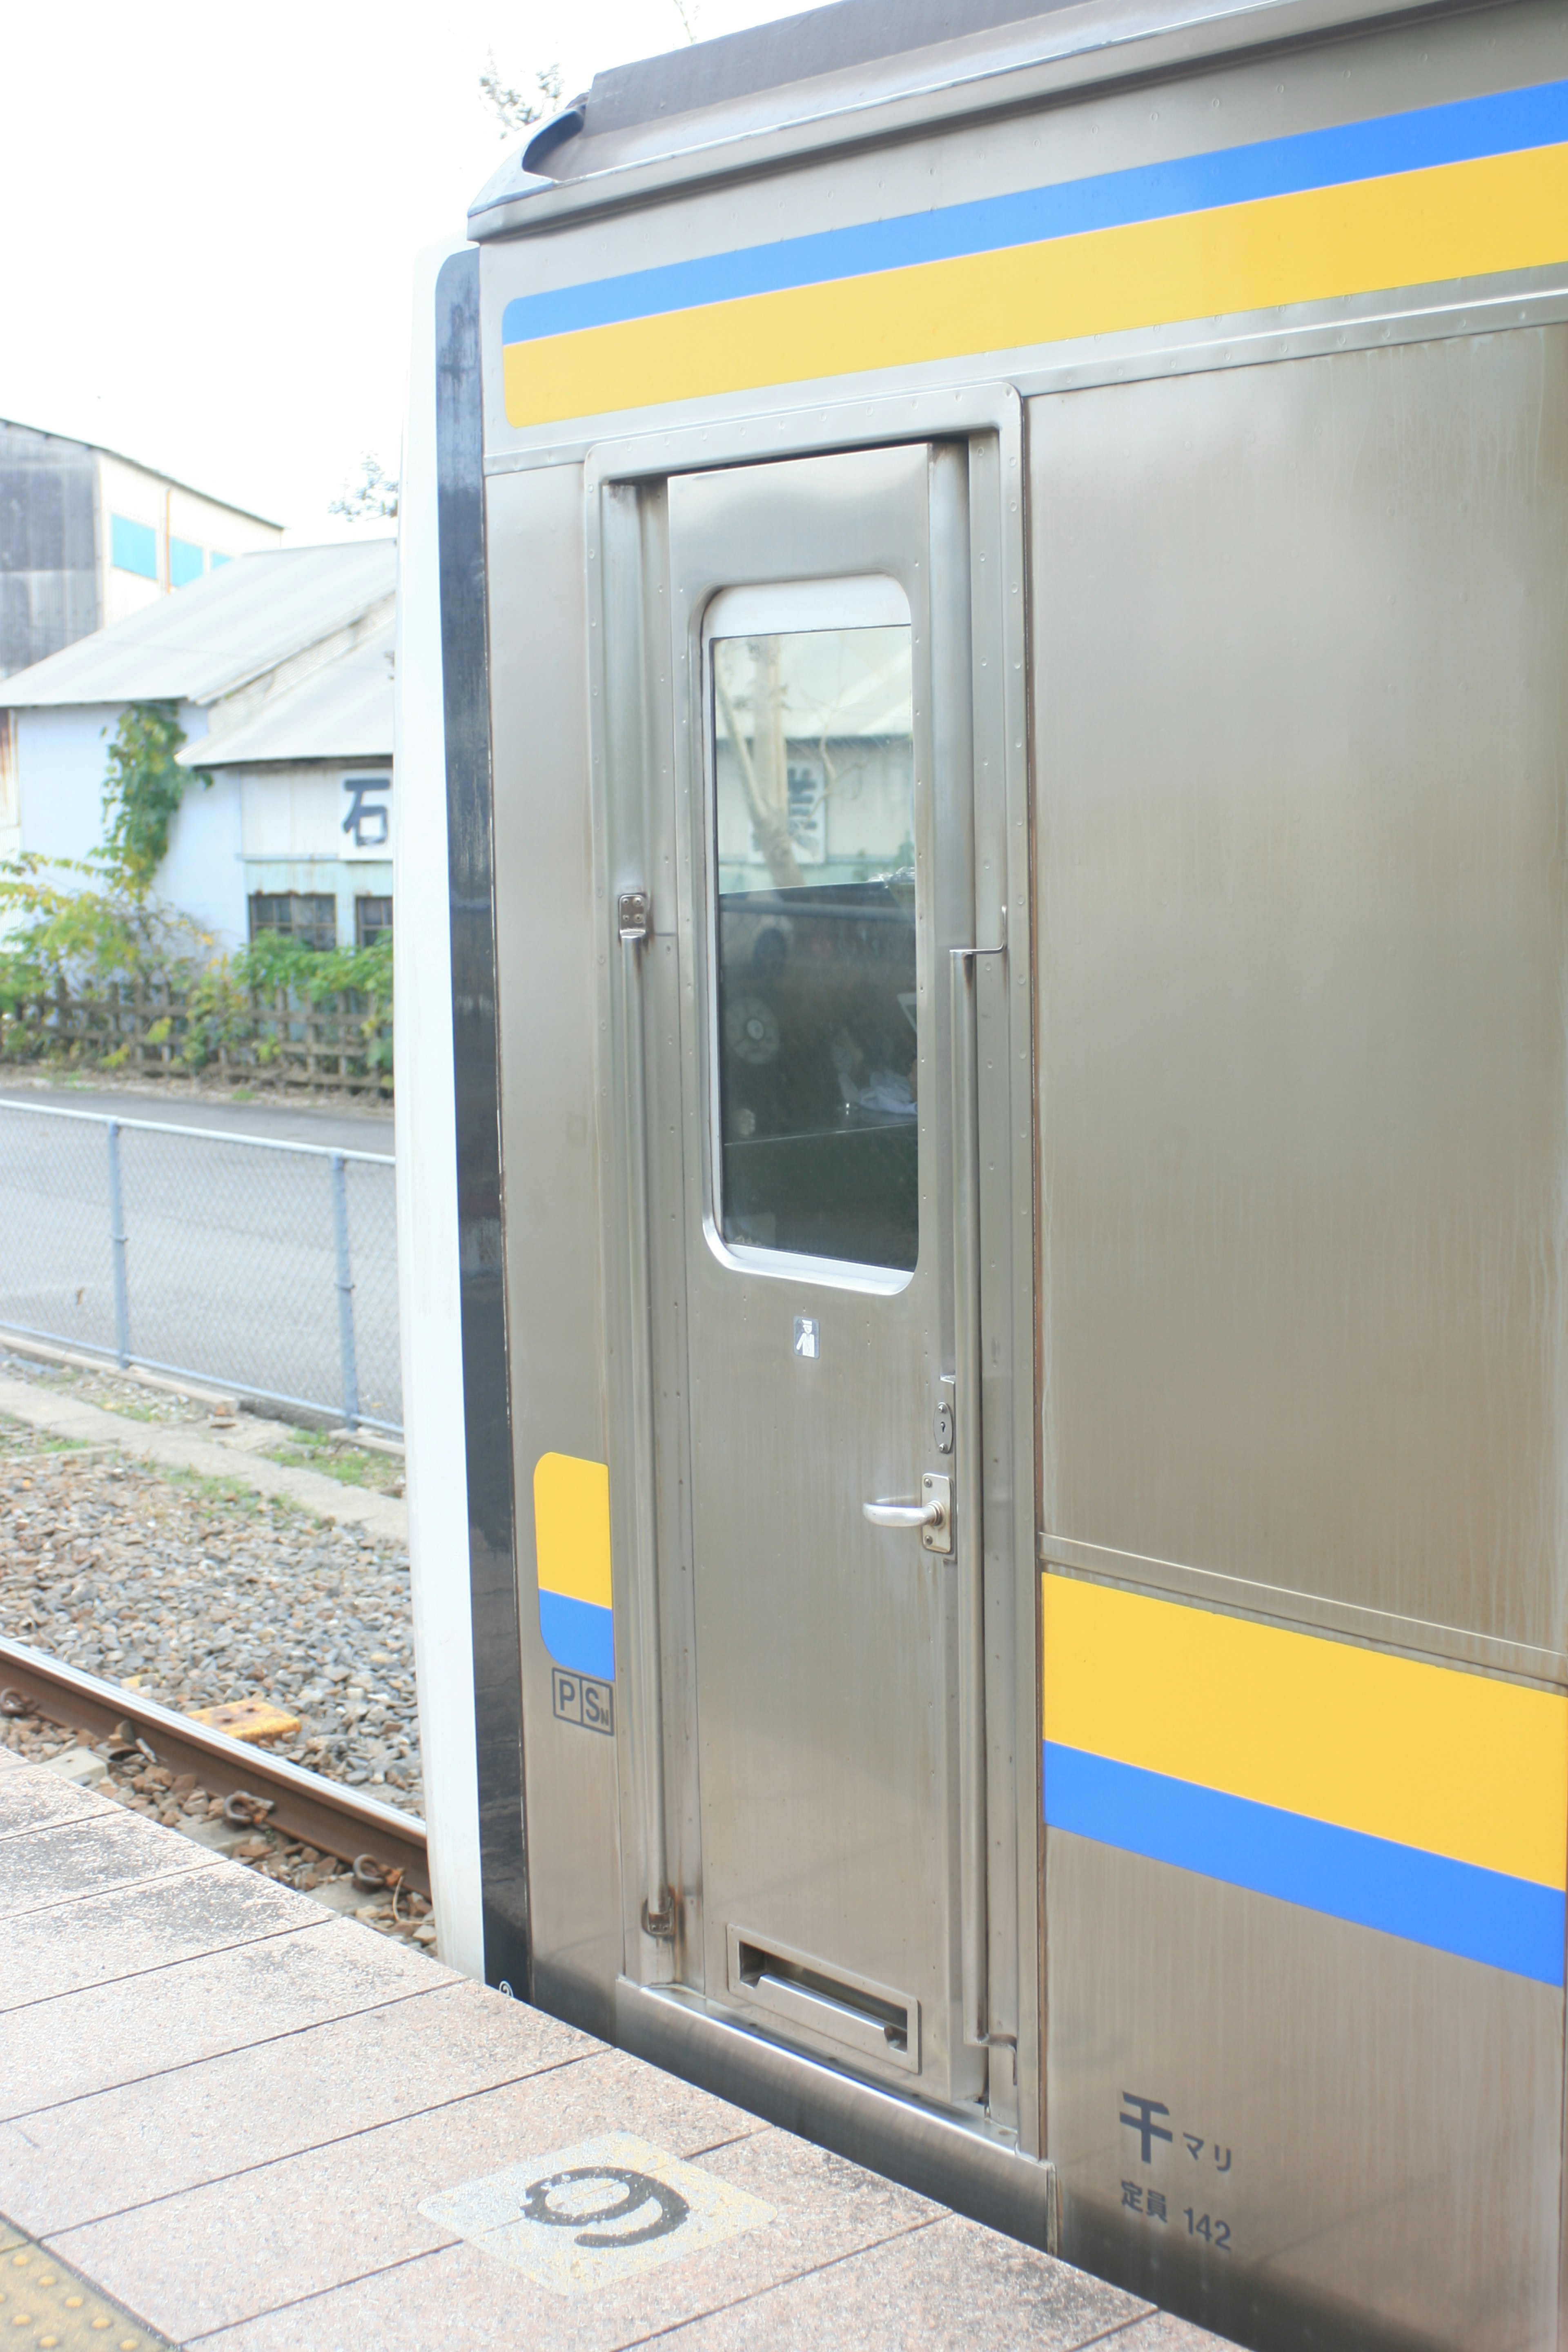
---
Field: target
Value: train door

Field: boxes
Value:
[602,441,1004,2118]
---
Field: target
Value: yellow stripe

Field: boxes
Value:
[533,1451,612,1609]
[1042,1573,1568,1890]
[505,143,1568,428]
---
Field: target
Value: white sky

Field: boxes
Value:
[1,0,795,541]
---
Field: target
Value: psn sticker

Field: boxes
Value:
[793,1316,819,1360]
[420,2130,774,2296]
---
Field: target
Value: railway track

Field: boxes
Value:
[0,1633,429,1897]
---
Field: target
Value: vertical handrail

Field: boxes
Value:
[330,1151,361,1433]
[619,892,672,1942]
[105,1119,131,1370]
[950,947,989,2051]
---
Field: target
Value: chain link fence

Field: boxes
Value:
[0,1103,401,1432]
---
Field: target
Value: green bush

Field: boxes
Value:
[234,929,392,1008]
[0,702,392,1084]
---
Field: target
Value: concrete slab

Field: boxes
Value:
[0,1761,117,1841]
[0,1744,1241,2352]
[51,2051,766,2341]
[194,2132,939,2352]
[0,1983,602,2236]
[0,1917,451,2119]
[0,1857,319,2013]
[0,1808,207,1921]
[644,2206,1159,2350]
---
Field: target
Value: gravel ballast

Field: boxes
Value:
[0,1414,423,1813]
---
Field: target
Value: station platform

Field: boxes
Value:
[0,1742,1233,2351]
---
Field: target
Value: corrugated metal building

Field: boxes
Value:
[0,418,282,682]
[0,540,395,952]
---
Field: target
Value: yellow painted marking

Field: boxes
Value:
[1042,1572,1568,1889]
[505,143,1568,427]
[533,1452,613,1608]
[185,1697,300,1743]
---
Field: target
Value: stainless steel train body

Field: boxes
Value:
[392,2,1568,2343]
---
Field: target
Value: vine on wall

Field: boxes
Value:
[101,701,209,886]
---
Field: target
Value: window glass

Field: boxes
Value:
[249,892,337,951]
[109,514,158,581]
[710,612,917,1272]
[355,894,393,946]
[169,537,204,589]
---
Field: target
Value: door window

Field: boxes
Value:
[706,579,918,1274]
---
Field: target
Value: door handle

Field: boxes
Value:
[951,946,989,2057]
[863,1499,939,1528]
[619,891,673,1950]
[863,1474,951,1553]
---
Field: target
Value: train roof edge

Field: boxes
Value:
[466,0,1477,241]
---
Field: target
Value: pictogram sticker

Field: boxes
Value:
[419,2130,775,2296]
[552,1667,615,1736]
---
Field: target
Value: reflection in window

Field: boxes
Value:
[711,620,918,1272]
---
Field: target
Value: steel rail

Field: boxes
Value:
[0,1635,428,1896]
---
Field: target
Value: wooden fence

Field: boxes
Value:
[0,979,392,1096]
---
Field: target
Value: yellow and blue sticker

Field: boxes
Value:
[503,79,1568,429]
[1042,1575,1568,1986]
[534,1452,614,1684]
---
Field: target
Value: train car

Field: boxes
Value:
[392,2,1568,2344]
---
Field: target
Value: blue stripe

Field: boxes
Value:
[1044,1742,1565,1985]
[503,78,1568,347]
[538,1590,615,1682]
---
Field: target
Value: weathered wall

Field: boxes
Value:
[0,422,100,680]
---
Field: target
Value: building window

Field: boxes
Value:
[110,514,158,581]
[249,892,337,951]
[210,550,231,570]
[169,537,204,588]
[355,895,393,947]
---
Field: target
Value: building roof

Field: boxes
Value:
[0,414,283,530]
[0,540,396,710]
[177,618,394,768]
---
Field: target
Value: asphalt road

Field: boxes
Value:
[0,1088,401,1430]
[0,1082,393,1155]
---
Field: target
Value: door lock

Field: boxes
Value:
[617,889,651,942]
[863,1473,952,1555]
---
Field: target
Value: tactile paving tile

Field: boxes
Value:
[0,2215,171,2351]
